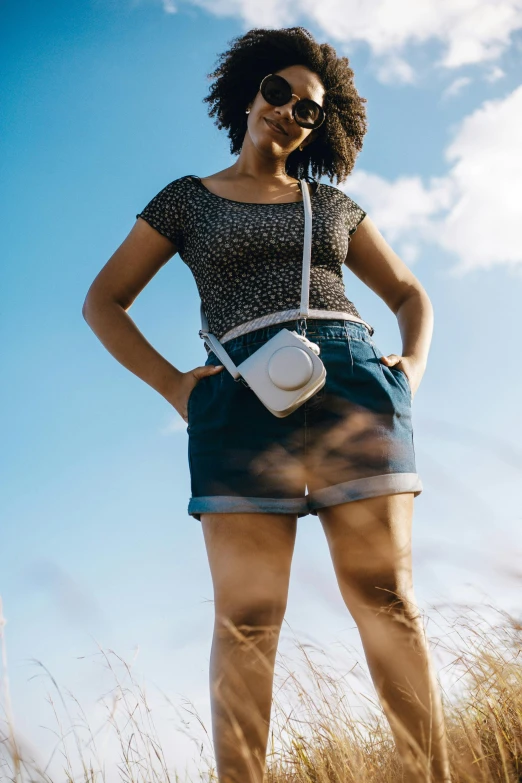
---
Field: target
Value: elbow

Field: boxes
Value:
[394,283,431,314]
[82,289,103,324]
[412,285,432,311]
[82,291,124,324]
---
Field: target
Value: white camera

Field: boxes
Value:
[236,328,325,417]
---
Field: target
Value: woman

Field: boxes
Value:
[83,27,451,783]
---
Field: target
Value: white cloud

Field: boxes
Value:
[191,0,294,26]
[375,55,416,85]
[441,84,522,273]
[343,85,522,273]
[485,65,506,82]
[344,170,455,245]
[442,76,472,98]
[180,0,522,79]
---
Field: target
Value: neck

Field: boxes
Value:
[228,133,296,184]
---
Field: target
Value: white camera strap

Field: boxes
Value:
[198,178,313,379]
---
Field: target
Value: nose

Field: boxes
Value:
[274,99,296,123]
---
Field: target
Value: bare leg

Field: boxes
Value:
[318,493,451,783]
[201,512,297,783]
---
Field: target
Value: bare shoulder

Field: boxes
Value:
[198,169,238,198]
[199,167,233,189]
[344,215,425,313]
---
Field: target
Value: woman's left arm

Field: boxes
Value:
[344,215,434,399]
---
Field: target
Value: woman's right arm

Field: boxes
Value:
[82,217,222,422]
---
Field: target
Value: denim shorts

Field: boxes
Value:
[186,319,422,520]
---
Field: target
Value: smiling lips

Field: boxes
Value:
[265,117,288,136]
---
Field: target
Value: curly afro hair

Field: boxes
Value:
[203,26,368,185]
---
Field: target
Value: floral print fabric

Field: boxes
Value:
[136,174,369,340]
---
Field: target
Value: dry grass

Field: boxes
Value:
[1,596,522,783]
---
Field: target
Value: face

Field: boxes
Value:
[246,65,325,156]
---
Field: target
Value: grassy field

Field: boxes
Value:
[1,598,521,783]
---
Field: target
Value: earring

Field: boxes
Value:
[299,144,304,151]
[245,109,250,114]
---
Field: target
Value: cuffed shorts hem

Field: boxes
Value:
[188,472,423,520]
[187,495,310,521]
[307,472,423,512]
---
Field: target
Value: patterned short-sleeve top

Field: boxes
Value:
[136,174,373,340]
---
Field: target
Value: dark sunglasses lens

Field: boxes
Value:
[261,75,291,106]
[295,99,323,128]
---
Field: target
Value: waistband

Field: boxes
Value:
[219,309,374,343]
[216,318,374,352]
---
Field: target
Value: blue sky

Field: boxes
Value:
[2,0,522,778]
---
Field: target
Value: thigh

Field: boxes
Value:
[200,512,298,619]
[317,493,415,604]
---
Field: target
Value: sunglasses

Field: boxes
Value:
[259,73,325,130]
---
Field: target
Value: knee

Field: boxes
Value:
[341,570,420,626]
[214,595,287,641]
